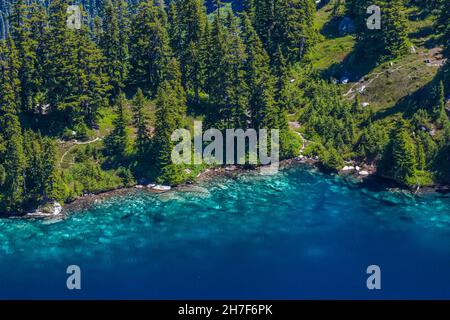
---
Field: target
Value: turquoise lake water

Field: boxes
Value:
[0,164,450,299]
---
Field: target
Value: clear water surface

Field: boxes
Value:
[1,165,449,299]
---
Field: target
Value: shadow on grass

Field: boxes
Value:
[372,65,448,121]
[321,44,380,82]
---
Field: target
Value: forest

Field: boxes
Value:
[0,0,449,214]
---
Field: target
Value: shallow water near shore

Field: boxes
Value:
[1,164,450,299]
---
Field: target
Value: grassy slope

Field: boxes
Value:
[311,1,442,115]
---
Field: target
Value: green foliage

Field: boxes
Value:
[104,93,130,159]
[252,0,317,64]
[152,59,187,185]
[99,0,130,97]
[129,0,172,96]
[1,0,449,214]
[132,88,150,158]
[300,80,355,151]
[351,0,410,61]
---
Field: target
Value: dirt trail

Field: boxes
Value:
[59,137,102,165]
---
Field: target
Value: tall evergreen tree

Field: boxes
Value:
[252,0,316,63]
[0,39,25,212]
[241,13,274,129]
[382,0,410,59]
[10,0,41,113]
[132,88,150,157]
[44,0,78,114]
[205,13,248,129]
[72,22,111,126]
[172,0,208,103]
[99,0,130,97]
[152,59,187,184]
[391,120,417,183]
[353,0,409,61]
[105,93,129,158]
[433,80,448,126]
[129,0,172,96]
[436,0,450,56]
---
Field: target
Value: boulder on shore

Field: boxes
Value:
[152,185,171,191]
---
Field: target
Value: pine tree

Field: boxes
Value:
[382,0,410,59]
[253,0,316,63]
[72,22,111,126]
[44,0,78,114]
[129,0,172,96]
[10,0,41,113]
[0,37,21,112]
[434,80,448,126]
[354,0,409,61]
[0,40,25,212]
[225,12,248,128]
[392,120,417,183]
[152,58,187,184]
[23,131,59,202]
[173,0,208,103]
[436,0,450,52]
[205,13,249,129]
[241,13,274,129]
[99,0,130,97]
[105,93,129,158]
[132,88,150,157]
[252,0,274,56]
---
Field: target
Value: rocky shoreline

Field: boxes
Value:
[4,155,448,220]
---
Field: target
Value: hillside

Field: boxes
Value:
[0,0,449,215]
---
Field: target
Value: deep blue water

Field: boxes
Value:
[1,165,450,299]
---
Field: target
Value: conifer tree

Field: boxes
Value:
[44,0,78,114]
[382,0,409,59]
[436,0,450,51]
[353,0,409,61]
[152,59,187,184]
[391,120,417,183]
[434,80,448,126]
[132,88,150,158]
[105,93,129,159]
[10,0,41,113]
[0,37,21,112]
[129,0,172,96]
[252,0,316,63]
[0,40,25,212]
[99,0,130,97]
[72,22,111,126]
[173,0,208,103]
[205,13,248,129]
[241,13,274,129]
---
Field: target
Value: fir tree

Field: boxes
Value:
[434,80,448,126]
[132,88,150,158]
[44,0,78,114]
[72,22,111,126]
[152,58,187,184]
[391,120,417,183]
[241,13,275,129]
[0,43,25,212]
[10,0,41,113]
[173,0,208,104]
[382,0,410,59]
[99,0,130,97]
[105,93,129,159]
[129,0,172,96]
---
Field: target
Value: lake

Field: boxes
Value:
[1,165,449,299]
